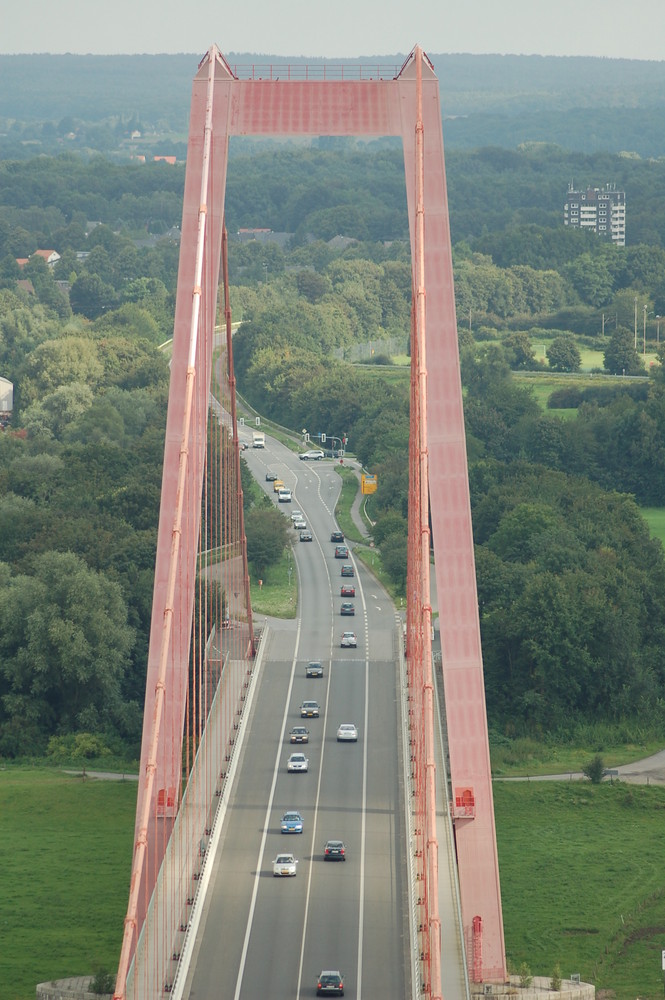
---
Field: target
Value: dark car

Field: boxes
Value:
[323,839,346,861]
[340,564,354,577]
[334,545,349,559]
[306,661,323,678]
[317,971,344,996]
[300,700,320,718]
[289,725,310,743]
[265,471,277,481]
[340,602,355,616]
[299,530,313,542]
[340,584,355,597]
[330,530,344,543]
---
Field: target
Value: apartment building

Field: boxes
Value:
[563,184,626,246]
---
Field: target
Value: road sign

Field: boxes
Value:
[361,474,377,495]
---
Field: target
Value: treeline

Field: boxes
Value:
[3,53,665,156]
[0,289,171,758]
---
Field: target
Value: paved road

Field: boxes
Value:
[181,435,410,1000]
[496,748,665,786]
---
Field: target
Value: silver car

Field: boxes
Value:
[272,853,298,876]
[337,723,358,742]
[287,752,309,773]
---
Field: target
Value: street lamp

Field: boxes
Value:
[643,304,648,357]
[657,315,661,346]
[634,296,638,349]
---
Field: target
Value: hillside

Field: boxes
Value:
[1,52,665,155]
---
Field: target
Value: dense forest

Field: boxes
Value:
[3,55,665,756]
[3,52,665,156]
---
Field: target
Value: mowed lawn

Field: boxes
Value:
[3,769,665,999]
[0,769,136,1000]
[494,781,665,1000]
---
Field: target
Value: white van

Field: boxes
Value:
[278,488,292,503]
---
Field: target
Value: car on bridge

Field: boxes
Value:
[340,564,354,577]
[281,811,304,834]
[272,853,298,876]
[330,530,344,542]
[306,661,323,678]
[340,631,357,648]
[334,544,349,559]
[300,530,313,542]
[299,449,324,460]
[287,752,309,773]
[323,840,346,861]
[337,723,358,742]
[289,725,309,743]
[317,970,344,996]
[300,700,320,717]
[340,602,355,616]
[340,584,355,597]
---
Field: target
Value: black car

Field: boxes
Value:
[317,971,344,996]
[306,661,324,678]
[340,564,354,577]
[340,602,355,616]
[330,530,344,543]
[265,471,277,481]
[323,840,346,861]
[299,530,313,542]
[334,545,349,559]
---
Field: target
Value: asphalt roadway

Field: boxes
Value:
[180,435,411,1000]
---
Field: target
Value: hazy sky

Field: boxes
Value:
[3,0,665,60]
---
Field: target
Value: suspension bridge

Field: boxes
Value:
[111,43,506,1000]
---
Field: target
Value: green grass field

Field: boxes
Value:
[0,769,136,1000]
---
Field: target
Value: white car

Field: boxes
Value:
[272,853,298,877]
[293,517,307,529]
[290,510,303,521]
[287,752,309,772]
[278,488,292,503]
[340,631,357,648]
[299,449,324,460]
[337,723,358,742]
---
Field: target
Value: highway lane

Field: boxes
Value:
[182,437,409,999]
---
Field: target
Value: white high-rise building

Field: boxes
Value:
[564,184,626,246]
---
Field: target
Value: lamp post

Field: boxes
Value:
[657,315,661,347]
[644,304,648,357]
[634,296,638,350]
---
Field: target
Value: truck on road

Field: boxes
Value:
[253,431,265,448]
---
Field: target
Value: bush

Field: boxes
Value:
[547,386,583,409]
[582,754,605,784]
[550,961,562,991]
[519,962,533,989]
[90,967,115,994]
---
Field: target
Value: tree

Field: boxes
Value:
[503,331,537,371]
[245,508,290,574]
[546,336,581,373]
[20,335,103,406]
[69,272,117,320]
[603,327,645,376]
[0,551,135,754]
